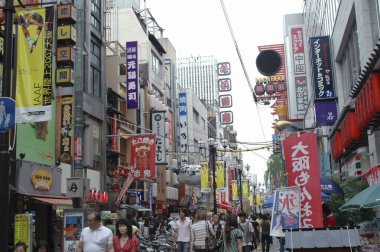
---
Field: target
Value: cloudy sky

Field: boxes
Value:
[145,0,303,186]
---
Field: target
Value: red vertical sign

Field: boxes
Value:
[129,135,156,179]
[283,132,323,227]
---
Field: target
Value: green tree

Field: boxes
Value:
[325,177,374,226]
[264,154,286,191]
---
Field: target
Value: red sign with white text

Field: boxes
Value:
[283,132,323,228]
[129,135,156,179]
[364,165,380,186]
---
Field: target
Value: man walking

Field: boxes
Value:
[174,208,192,252]
[238,212,256,252]
[76,211,114,252]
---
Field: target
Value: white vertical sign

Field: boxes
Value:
[178,92,189,165]
[152,111,166,164]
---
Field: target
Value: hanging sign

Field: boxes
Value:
[129,135,156,179]
[200,162,211,193]
[151,111,166,164]
[218,78,232,92]
[126,41,139,109]
[178,92,189,165]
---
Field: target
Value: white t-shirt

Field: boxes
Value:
[191,220,212,248]
[80,225,113,252]
[175,219,192,242]
[239,221,255,246]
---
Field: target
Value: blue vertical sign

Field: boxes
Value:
[0,97,15,132]
[126,41,139,109]
[310,36,335,99]
[178,92,188,165]
[315,100,337,126]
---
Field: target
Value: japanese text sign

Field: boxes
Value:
[200,162,211,193]
[310,36,335,99]
[220,111,233,124]
[129,135,156,179]
[270,187,301,237]
[219,94,233,108]
[291,27,306,75]
[315,100,337,126]
[151,111,166,164]
[217,62,231,76]
[295,76,308,111]
[178,92,189,165]
[126,41,139,109]
[218,78,232,92]
[283,132,323,227]
[57,96,74,164]
[364,165,380,186]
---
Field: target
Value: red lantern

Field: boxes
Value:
[96,191,101,203]
[331,130,343,160]
[104,192,109,204]
[369,73,380,114]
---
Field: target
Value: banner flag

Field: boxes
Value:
[231,180,239,200]
[283,132,323,227]
[242,180,249,199]
[57,96,74,164]
[270,187,301,237]
[249,193,254,206]
[16,7,54,123]
[216,161,225,190]
[129,135,156,179]
[200,162,211,193]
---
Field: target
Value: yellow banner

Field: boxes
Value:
[250,193,254,205]
[14,214,31,248]
[242,180,249,199]
[16,7,54,123]
[232,180,238,200]
[200,162,210,193]
[256,193,262,205]
[216,161,225,189]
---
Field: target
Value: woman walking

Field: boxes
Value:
[223,213,243,252]
[261,215,271,252]
[113,219,139,252]
[212,214,223,252]
[190,209,215,252]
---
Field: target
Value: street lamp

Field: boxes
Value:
[237,164,243,212]
[208,138,218,215]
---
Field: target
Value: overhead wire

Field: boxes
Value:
[219,0,268,142]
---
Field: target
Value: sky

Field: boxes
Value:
[145,0,303,187]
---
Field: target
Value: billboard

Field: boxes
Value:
[129,135,156,179]
[15,7,54,123]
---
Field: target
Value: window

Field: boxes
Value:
[151,52,161,76]
[90,39,101,98]
[91,0,101,31]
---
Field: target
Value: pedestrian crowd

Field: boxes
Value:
[13,209,280,252]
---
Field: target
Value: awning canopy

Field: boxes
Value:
[32,196,72,206]
[217,203,235,211]
[123,204,151,212]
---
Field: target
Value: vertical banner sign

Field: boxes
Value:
[315,100,337,126]
[178,92,189,165]
[151,111,166,164]
[249,194,254,206]
[270,187,301,237]
[200,162,211,193]
[129,135,156,179]
[14,214,33,252]
[231,180,239,201]
[63,211,84,252]
[157,165,167,201]
[310,36,335,99]
[242,180,249,199]
[126,41,138,109]
[16,7,54,123]
[57,96,74,164]
[216,161,225,190]
[283,132,323,227]
[291,26,308,112]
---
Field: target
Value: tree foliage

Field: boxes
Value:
[264,154,286,191]
[324,177,374,226]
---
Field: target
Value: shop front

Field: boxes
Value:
[15,161,72,251]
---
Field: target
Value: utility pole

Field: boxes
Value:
[0,0,14,249]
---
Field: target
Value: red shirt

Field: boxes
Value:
[323,214,336,227]
[113,236,139,252]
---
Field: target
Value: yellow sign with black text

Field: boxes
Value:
[232,180,238,200]
[200,162,210,193]
[15,7,54,123]
[216,161,225,189]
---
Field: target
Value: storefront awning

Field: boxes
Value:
[32,196,73,206]
[121,204,151,212]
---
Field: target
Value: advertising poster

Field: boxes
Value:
[129,135,156,179]
[57,95,74,164]
[14,214,33,252]
[200,162,211,193]
[63,211,84,252]
[216,161,225,190]
[242,180,249,199]
[231,180,239,201]
[16,7,54,123]
[283,132,323,227]
[270,187,301,237]
[315,100,337,126]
